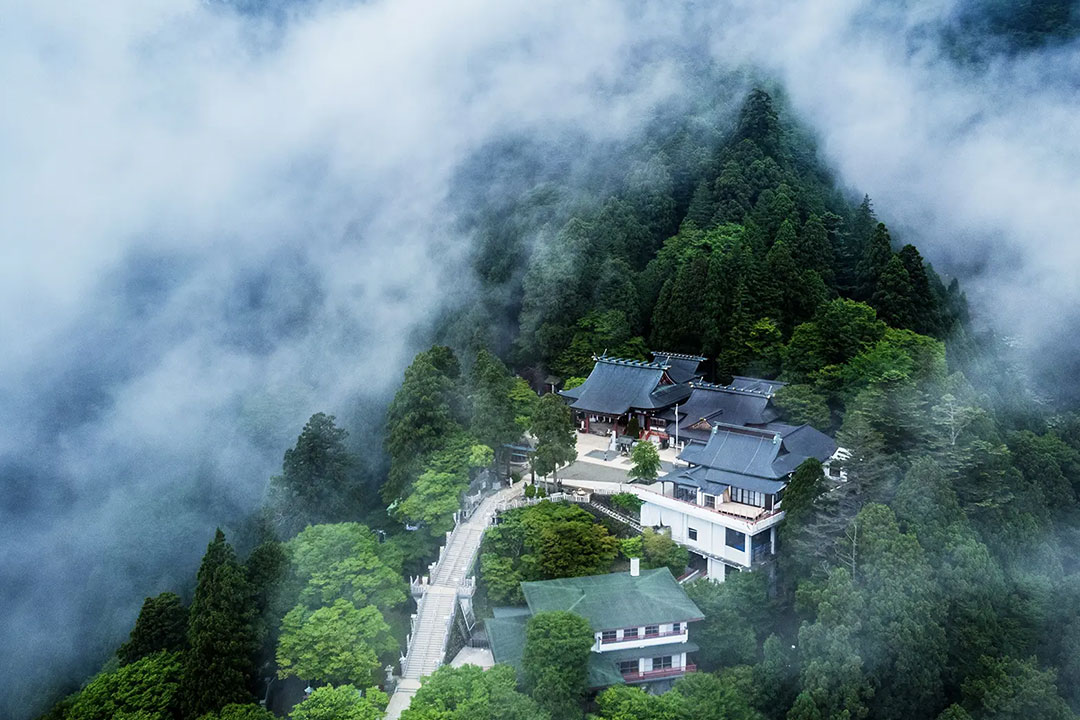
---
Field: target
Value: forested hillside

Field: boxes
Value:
[35,82,1080,720]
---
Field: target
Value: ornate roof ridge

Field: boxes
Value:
[689,380,769,395]
[594,355,669,370]
[650,350,707,362]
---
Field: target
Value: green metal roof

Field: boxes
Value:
[485,610,699,690]
[587,654,627,688]
[521,568,704,631]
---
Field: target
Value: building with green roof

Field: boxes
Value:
[486,561,703,690]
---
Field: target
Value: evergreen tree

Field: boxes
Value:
[68,651,184,720]
[796,214,835,284]
[181,530,258,720]
[266,413,359,536]
[469,349,521,450]
[897,245,941,336]
[855,223,894,300]
[245,540,288,670]
[838,194,877,294]
[685,180,717,229]
[530,394,577,481]
[383,346,465,502]
[871,255,917,331]
[650,249,709,353]
[733,89,784,159]
[117,592,188,666]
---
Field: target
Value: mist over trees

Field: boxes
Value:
[12,1,1080,718]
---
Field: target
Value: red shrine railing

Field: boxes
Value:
[623,664,697,682]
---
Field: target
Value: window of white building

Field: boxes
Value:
[730,487,765,506]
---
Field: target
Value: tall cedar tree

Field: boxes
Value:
[245,540,288,668]
[776,459,829,593]
[530,394,577,481]
[856,222,894,300]
[469,349,523,450]
[117,592,188,666]
[897,244,941,336]
[796,214,835,284]
[266,413,357,536]
[733,89,784,160]
[382,346,464,501]
[871,255,918,331]
[181,529,258,720]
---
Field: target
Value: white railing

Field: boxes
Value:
[397,483,522,682]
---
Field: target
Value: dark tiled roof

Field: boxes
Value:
[766,423,837,469]
[680,424,788,478]
[650,351,706,385]
[667,422,836,495]
[727,376,787,395]
[562,357,690,415]
[659,382,781,438]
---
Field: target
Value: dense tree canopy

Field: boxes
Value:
[276,598,396,687]
[401,664,549,720]
[288,685,387,720]
[479,501,619,603]
[523,611,594,720]
[285,522,406,611]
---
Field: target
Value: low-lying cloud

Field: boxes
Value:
[3,0,1080,716]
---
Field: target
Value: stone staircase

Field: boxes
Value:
[385,484,522,719]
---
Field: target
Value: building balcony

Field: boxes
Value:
[623,663,697,683]
[664,490,782,526]
[600,629,685,645]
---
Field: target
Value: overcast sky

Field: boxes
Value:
[2,0,1079,716]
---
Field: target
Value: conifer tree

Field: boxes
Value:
[871,255,917,330]
[856,222,894,300]
[117,592,188,666]
[266,413,358,536]
[685,179,717,229]
[797,214,835,284]
[650,249,709,353]
[181,529,258,720]
[897,244,941,335]
[530,394,577,482]
[469,349,520,450]
[383,346,465,502]
[733,89,783,159]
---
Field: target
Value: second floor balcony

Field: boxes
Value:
[623,663,697,683]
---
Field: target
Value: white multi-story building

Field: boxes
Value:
[640,422,845,581]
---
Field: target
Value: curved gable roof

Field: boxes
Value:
[567,357,689,415]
